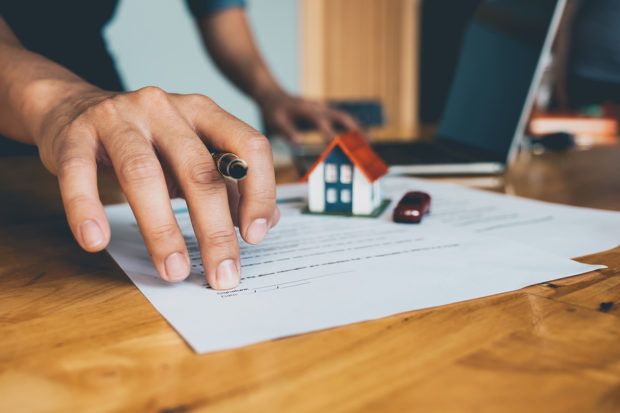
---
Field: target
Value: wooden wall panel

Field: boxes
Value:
[301,0,420,140]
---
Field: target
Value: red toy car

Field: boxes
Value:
[392,191,431,223]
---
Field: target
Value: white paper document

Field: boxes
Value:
[280,177,620,258]
[105,178,608,353]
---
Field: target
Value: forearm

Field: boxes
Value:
[0,17,99,145]
[196,8,285,105]
[195,8,358,142]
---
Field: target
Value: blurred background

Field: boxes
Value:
[104,0,420,141]
[104,0,300,134]
[105,0,619,152]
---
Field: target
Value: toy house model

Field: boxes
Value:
[301,131,390,216]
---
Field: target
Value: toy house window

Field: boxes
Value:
[341,189,351,203]
[325,164,338,183]
[326,188,337,203]
[340,165,352,183]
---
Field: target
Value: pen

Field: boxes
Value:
[211,151,248,180]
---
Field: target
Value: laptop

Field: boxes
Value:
[295,0,567,176]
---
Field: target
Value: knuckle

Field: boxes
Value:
[186,161,224,188]
[138,85,166,99]
[187,93,215,107]
[205,228,238,249]
[118,153,161,184]
[244,134,270,153]
[146,222,179,244]
[64,193,94,214]
[136,86,169,106]
[245,188,276,204]
[92,97,120,118]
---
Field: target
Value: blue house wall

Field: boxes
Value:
[323,146,353,212]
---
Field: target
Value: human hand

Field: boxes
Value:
[35,86,279,290]
[257,91,359,143]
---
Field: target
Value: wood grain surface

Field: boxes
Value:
[1,147,619,413]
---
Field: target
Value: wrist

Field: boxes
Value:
[248,72,288,108]
[19,78,101,146]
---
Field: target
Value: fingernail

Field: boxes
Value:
[216,259,240,290]
[246,218,268,244]
[164,252,189,282]
[80,220,104,249]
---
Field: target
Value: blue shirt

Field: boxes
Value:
[186,0,246,18]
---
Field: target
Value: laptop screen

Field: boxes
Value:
[437,0,562,157]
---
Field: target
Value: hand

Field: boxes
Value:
[35,86,279,290]
[257,91,359,143]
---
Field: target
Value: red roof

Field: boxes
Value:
[301,131,389,183]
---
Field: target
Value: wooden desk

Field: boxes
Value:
[1,147,619,412]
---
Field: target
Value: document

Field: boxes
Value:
[279,177,620,258]
[105,187,604,353]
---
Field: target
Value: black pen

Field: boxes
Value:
[211,151,248,180]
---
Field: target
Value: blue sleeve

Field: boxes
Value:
[185,0,246,18]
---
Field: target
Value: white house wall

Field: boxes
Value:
[372,180,382,209]
[308,162,325,212]
[352,166,373,215]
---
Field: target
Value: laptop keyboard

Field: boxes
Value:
[294,139,501,175]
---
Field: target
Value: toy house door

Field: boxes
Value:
[323,146,353,213]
